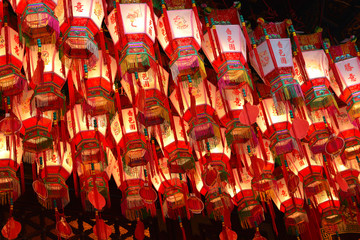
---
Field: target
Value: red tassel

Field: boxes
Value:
[70,142,79,198]
[159,193,166,223]
[267,200,278,236]
[20,162,25,194]
[178,216,186,240]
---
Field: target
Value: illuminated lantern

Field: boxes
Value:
[256,97,296,155]
[0,132,23,204]
[110,96,149,167]
[0,23,26,97]
[34,141,72,209]
[215,84,257,147]
[106,2,157,74]
[304,109,331,154]
[329,107,360,161]
[154,116,194,172]
[121,64,170,127]
[170,76,219,149]
[66,104,110,211]
[327,40,360,120]
[271,169,308,236]
[13,90,53,163]
[291,30,335,111]
[24,42,69,112]
[9,0,59,39]
[107,148,155,222]
[58,0,104,66]
[231,168,265,229]
[151,157,188,220]
[71,51,116,116]
[201,8,252,89]
[249,19,304,104]
[157,0,206,83]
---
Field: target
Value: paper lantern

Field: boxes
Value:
[9,0,59,39]
[328,40,360,120]
[249,20,303,104]
[154,116,194,172]
[106,2,157,74]
[201,8,251,89]
[231,168,265,229]
[71,51,116,116]
[34,141,73,209]
[256,97,296,155]
[24,42,69,111]
[151,157,188,220]
[215,84,256,146]
[13,90,53,163]
[0,132,23,204]
[58,0,104,66]
[0,24,26,96]
[121,64,170,127]
[329,107,360,161]
[291,30,335,111]
[170,76,219,146]
[110,101,149,167]
[66,104,110,211]
[271,173,308,235]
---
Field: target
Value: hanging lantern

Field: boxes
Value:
[58,0,104,66]
[291,30,336,111]
[151,157,188,220]
[24,42,69,111]
[154,116,194,173]
[106,2,157,74]
[13,90,53,163]
[215,84,257,146]
[72,51,116,116]
[271,169,308,236]
[0,132,23,204]
[110,97,149,167]
[66,104,111,211]
[328,107,360,161]
[34,141,72,209]
[0,23,26,96]
[170,76,219,147]
[121,63,170,127]
[157,1,206,83]
[249,19,304,104]
[231,168,265,229]
[201,8,252,89]
[256,97,296,155]
[107,148,155,221]
[328,40,360,120]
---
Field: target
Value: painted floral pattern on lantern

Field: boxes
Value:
[93,2,103,20]
[173,15,188,29]
[259,50,270,67]
[127,10,140,28]
[0,36,4,49]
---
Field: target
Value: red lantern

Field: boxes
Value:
[9,0,59,39]
[58,0,104,66]
[24,42,69,111]
[0,24,26,97]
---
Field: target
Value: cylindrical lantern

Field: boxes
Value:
[292,31,335,111]
[9,0,59,39]
[201,8,251,89]
[256,97,296,155]
[66,104,110,211]
[58,0,104,66]
[35,141,73,209]
[0,132,23,204]
[121,63,170,127]
[0,24,26,96]
[154,116,194,173]
[328,40,360,120]
[24,42,69,111]
[249,19,304,104]
[106,2,157,74]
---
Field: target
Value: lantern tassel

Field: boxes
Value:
[178,216,186,240]
[267,200,278,236]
